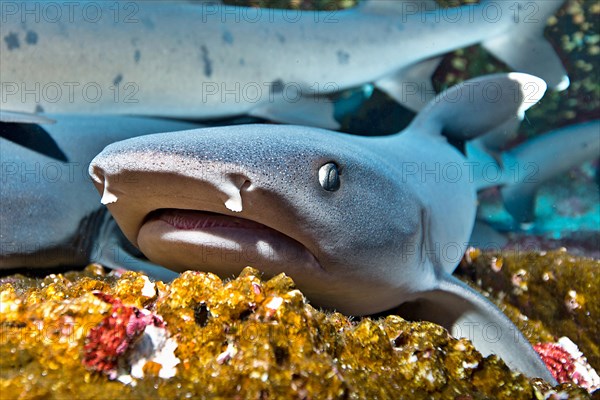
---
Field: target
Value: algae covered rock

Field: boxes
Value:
[457,249,599,393]
[0,263,592,399]
[458,250,599,368]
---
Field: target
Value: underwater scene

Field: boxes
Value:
[0,0,598,398]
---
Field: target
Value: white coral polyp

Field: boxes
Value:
[127,324,180,381]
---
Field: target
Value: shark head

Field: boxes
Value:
[90,124,435,314]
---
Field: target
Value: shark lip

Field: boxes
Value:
[138,208,325,274]
[147,209,271,231]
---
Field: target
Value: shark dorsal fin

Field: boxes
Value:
[407,73,546,142]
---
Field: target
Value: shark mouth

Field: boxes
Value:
[149,209,271,231]
[137,208,324,277]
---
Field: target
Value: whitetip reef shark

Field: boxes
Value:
[88,73,584,383]
[1,0,569,127]
[0,113,208,275]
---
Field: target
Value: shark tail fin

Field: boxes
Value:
[398,272,556,384]
[499,120,600,224]
[481,0,569,91]
[407,73,546,141]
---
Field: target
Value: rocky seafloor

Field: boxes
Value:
[0,250,598,399]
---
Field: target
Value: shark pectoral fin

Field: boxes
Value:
[408,73,546,141]
[92,216,179,282]
[0,110,56,125]
[96,245,180,283]
[398,273,556,384]
[375,57,442,112]
[250,95,340,130]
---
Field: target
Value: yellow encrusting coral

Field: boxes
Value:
[0,264,591,399]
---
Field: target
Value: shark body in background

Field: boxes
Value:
[471,120,600,225]
[1,0,568,127]
[90,73,562,383]
[0,114,206,278]
[467,120,600,249]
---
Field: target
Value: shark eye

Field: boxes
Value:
[318,162,340,192]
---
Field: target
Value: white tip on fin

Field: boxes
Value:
[555,75,571,92]
[507,73,547,117]
[409,73,546,141]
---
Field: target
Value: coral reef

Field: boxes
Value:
[534,338,599,391]
[457,249,599,393]
[0,262,594,399]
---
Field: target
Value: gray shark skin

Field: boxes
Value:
[0,114,203,277]
[89,73,558,382]
[1,0,568,126]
